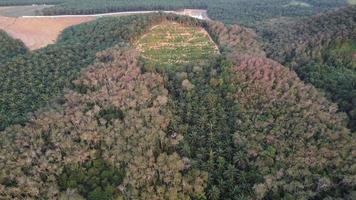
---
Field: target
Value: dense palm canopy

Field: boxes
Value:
[0,10,355,199]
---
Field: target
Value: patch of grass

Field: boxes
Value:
[135,22,218,70]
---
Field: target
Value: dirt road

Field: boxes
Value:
[20,9,210,20]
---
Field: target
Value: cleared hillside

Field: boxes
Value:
[135,21,219,70]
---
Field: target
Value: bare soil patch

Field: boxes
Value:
[0,16,94,50]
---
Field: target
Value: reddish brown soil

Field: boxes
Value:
[0,16,95,50]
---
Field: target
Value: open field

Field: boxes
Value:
[135,21,219,69]
[0,5,53,17]
[0,16,94,49]
[0,9,209,50]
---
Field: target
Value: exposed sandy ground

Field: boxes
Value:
[0,9,209,50]
[0,16,94,50]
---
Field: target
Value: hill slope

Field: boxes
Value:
[1,13,200,130]
[0,30,27,64]
[0,15,355,200]
[262,6,356,130]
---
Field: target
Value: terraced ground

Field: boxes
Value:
[135,21,219,70]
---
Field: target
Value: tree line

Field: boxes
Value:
[0,0,347,27]
[0,0,62,6]
[261,6,356,131]
[0,30,27,65]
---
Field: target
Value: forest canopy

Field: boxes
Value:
[1,0,356,199]
[261,6,356,131]
[0,14,173,130]
[1,12,355,200]
[0,0,349,26]
[0,0,62,6]
[0,30,27,65]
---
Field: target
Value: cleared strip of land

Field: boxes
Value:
[20,9,209,20]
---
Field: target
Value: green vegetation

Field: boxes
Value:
[2,14,355,199]
[300,40,356,130]
[167,54,354,199]
[42,0,205,15]
[0,30,27,64]
[326,39,356,66]
[0,5,355,200]
[0,5,53,17]
[0,14,169,130]
[0,0,60,6]
[0,0,61,6]
[0,43,94,130]
[59,156,125,200]
[136,22,218,70]
[1,0,348,27]
[262,6,356,131]
[0,46,207,199]
[43,0,349,27]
